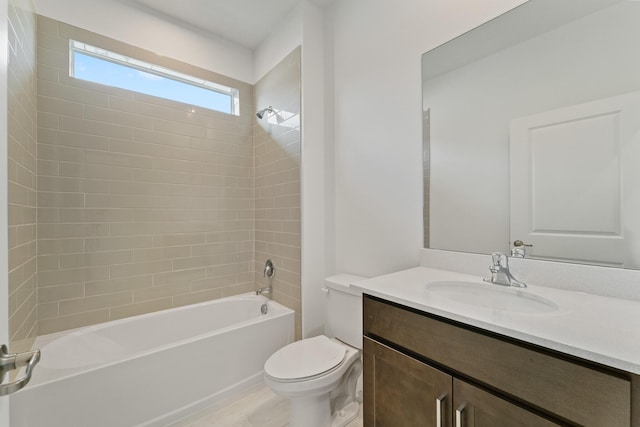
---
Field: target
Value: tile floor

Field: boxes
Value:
[168,383,363,427]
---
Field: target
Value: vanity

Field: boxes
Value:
[378,0,640,423]
[355,265,640,427]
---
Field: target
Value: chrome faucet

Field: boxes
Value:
[256,259,276,296]
[256,286,272,296]
[263,259,275,279]
[483,252,526,288]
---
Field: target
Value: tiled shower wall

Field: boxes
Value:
[254,48,301,339]
[8,0,38,350]
[36,17,256,334]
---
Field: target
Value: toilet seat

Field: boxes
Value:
[264,336,347,382]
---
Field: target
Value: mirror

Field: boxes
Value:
[422,0,640,269]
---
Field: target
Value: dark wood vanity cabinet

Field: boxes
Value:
[364,337,452,426]
[363,295,634,427]
[452,379,560,427]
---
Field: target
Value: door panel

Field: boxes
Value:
[364,337,452,427]
[510,91,640,266]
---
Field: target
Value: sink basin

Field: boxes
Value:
[426,281,559,314]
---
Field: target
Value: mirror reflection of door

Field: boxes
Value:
[510,91,640,267]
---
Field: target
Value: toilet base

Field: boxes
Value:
[331,401,360,427]
[289,395,360,427]
[290,393,331,427]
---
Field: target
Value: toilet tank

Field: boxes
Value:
[324,274,367,350]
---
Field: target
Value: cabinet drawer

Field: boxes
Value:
[364,296,631,427]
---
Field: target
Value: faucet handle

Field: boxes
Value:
[263,259,275,278]
[490,252,508,268]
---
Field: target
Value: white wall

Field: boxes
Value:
[33,0,254,83]
[300,2,327,338]
[327,0,527,277]
[253,4,302,83]
[254,1,329,338]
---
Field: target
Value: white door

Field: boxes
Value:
[510,91,640,267]
[1,0,10,424]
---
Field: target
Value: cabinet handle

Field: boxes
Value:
[436,393,446,427]
[455,403,466,427]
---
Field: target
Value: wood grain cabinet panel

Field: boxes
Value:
[453,379,561,427]
[363,295,633,427]
[364,337,453,427]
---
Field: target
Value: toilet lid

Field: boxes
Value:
[264,336,347,381]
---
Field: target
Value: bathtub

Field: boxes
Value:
[10,293,294,427]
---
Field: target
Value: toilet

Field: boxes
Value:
[264,274,366,427]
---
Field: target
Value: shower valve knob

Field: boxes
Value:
[263,259,275,278]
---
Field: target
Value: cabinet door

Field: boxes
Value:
[364,337,453,427]
[453,379,562,427]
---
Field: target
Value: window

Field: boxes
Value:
[69,40,239,115]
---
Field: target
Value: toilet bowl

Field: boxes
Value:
[263,274,366,427]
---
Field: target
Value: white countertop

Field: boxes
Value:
[354,266,640,375]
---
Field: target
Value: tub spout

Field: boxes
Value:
[256,286,272,296]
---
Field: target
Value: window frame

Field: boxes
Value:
[69,40,240,116]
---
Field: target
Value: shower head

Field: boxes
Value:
[256,106,274,119]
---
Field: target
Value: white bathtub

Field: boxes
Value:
[10,293,294,427]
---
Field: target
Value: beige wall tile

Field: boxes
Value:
[38,177,102,194]
[38,192,85,208]
[38,96,83,118]
[59,208,133,223]
[38,159,58,176]
[38,254,59,271]
[37,64,60,83]
[152,119,206,139]
[8,0,37,346]
[133,128,190,148]
[39,266,110,287]
[172,289,223,308]
[133,283,190,303]
[38,223,110,239]
[9,242,36,271]
[85,275,153,297]
[153,268,206,286]
[109,298,172,321]
[110,260,173,279]
[152,234,206,247]
[39,128,109,151]
[59,250,134,268]
[108,96,173,121]
[38,309,111,335]
[38,143,85,162]
[84,236,154,252]
[38,283,84,303]
[37,45,67,69]
[190,275,237,292]
[38,238,84,255]
[254,47,302,339]
[59,292,133,316]
[84,150,153,169]
[84,105,154,130]
[38,79,109,108]
[133,246,191,262]
[32,18,298,337]
[38,302,59,320]
[58,162,134,181]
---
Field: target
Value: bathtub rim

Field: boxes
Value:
[30,292,294,387]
